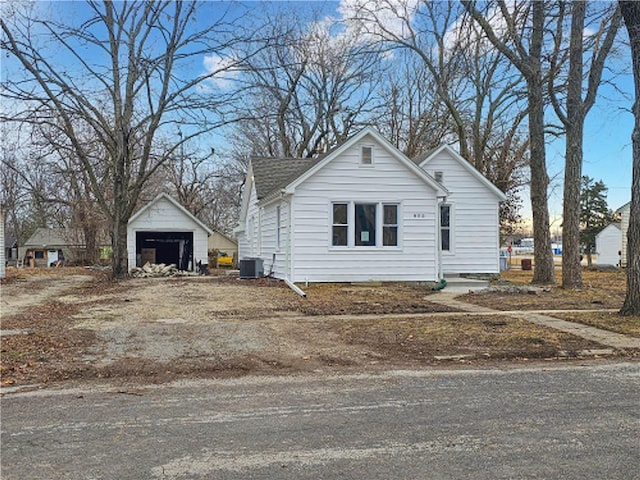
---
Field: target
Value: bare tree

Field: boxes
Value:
[1,1,253,277]
[231,8,384,159]
[619,1,640,315]
[343,0,529,236]
[462,0,556,284]
[547,1,622,289]
[377,53,455,159]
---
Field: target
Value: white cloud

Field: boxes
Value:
[202,53,240,90]
[338,0,420,40]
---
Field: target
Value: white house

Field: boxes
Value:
[127,193,212,272]
[235,127,506,283]
[618,202,631,267]
[595,223,622,266]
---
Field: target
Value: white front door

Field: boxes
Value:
[47,250,58,267]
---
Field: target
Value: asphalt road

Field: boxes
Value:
[2,362,639,480]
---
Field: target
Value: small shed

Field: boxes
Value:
[21,228,83,267]
[127,193,212,272]
[595,223,622,266]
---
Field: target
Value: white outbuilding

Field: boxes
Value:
[595,223,622,266]
[127,193,212,272]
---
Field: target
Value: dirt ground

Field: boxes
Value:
[1,267,638,388]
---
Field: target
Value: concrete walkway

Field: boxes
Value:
[429,292,640,350]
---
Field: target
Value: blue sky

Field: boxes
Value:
[544,75,633,219]
[2,0,634,219]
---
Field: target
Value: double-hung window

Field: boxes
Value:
[383,204,398,246]
[440,204,451,251]
[332,202,399,248]
[332,203,348,246]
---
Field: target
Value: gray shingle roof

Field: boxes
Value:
[23,228,83,247]
[251,156,320,199]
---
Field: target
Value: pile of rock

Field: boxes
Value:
[129,263,199,278]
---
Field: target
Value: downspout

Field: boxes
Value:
[285,277,306,297]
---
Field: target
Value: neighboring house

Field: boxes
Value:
[595,223,622,266]
[617,202,631,268]
[127,193,212,272]
[21,228,85,267]
[235,127,506,283]
[207,229,238,261]
[4,230,18,266]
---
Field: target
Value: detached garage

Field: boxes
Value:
[127,193,212,272]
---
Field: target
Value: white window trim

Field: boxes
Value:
[360,145,374,167]
[329,201,401,249]
[382,203,400,248]
[440,203,454,255]
[331,202,349,248]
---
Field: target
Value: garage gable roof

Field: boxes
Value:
[128,193,213,235]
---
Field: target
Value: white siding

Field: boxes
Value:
[258,200,291,279]
[127,196,209,271]
[289,136,439,282]
[421,151,501,274]
[620,203,630,267]
[595,224,622,266]
[238,184,260,259]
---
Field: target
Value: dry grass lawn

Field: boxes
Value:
[460,268,639,337]
[1,266,638,388]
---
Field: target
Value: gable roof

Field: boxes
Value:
[597,223,621,234]
[416,144,507,201]
[616,201,631,213]
[23,228,86,247]
[251,157,319,200]
[128,193,213,235]
[210,229,238,246]
[281,127,448,197]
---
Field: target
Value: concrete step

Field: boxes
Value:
[442,276,489,292]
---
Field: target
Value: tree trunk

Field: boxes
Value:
[561,0,586,289]
[528,81,556,284]
[563,122,584,283]
[619,1,640,315]
[529,1,555,285]
[110,214,129,278]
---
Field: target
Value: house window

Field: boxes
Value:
[440,204,451,251]
[34,250,45,259]
[355,203,376,246]
[434,171,443,183]
[332,203,348,246]
[332,202,400,248]
[276,206,282,250]
[361,146,373,165]
[383,204,398,246]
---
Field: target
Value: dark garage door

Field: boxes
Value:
[135,231,193,270]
